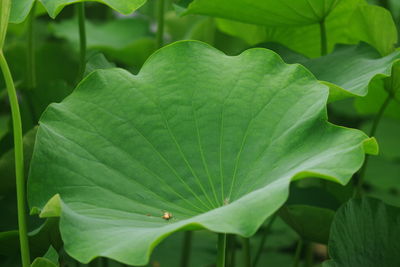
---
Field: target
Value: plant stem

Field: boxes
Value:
[241,238,251,267]
[319,19,327,56]
[292,239,303,267]
[227,235,236,267]
[180,231,193,267]
[76,2,86,82]
[356,93,392,195]
[303,242,313,267]
[0,51,30,267]
[217,233,227,267]
[156,0,165,48]
[27,0,37,90]
[253,215,277,267]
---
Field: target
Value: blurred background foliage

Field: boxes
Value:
[1,0,400,266]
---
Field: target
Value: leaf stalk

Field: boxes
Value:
[320,19,327,56]
[76,2,87,82]
[180,231,193,267]
[0,50,30,267]
[217,233,227,267]
[156,0,165,48]
[27,0,37,90]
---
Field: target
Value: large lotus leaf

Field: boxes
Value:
[186,0,397,57]
[28,41,376,265]
[355,60,400,119]
[324,198,400,267]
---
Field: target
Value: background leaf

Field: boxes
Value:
[324,198,400,267]
[186,0,397,57]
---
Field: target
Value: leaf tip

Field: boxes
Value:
[39,194,62,218]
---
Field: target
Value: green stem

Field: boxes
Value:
[292,239,303,267]
[253,215,277,267]
[156,0,165,48]
[303,242,313,267]
[27,0,37,90]
[227,235,236,267]
[217,233,227,267]
[180,231,193,267]
[0,51,30,267]
[76,2,86,82]
[241,238,251,267]
[319,19,327,56]
[356,93,392,195]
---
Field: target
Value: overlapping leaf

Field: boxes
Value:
[355,60,400,119]
[185,0,397,57]
[324,198,400,267]
[10,0,147,23]
[28,41,376,265]
[299,44,400,101]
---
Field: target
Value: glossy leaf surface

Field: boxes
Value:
[28,41,375,265]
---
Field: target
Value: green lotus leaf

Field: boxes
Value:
[10,0,147,23]
[355,60,400,120]
[261,43,400,101]
[186,0,341,27]
[324,198,400,267]
[300,45,400,101]
[28,41,376,265]
[199,0,397,57]
[9,0,35,24]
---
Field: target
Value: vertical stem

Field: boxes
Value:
[180,231,193,267]
[355,94,392,195]
[253,215,277,267]
[156,0,165,48]
[76,2,86,82]
[27,0,37,90]
[227,235,236,267]
[319,19,327,56]
[303,242,313,267]
[292,239,303,267]
[0,51,30,267]
[217,233,227,267]
[241,238,251,267]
